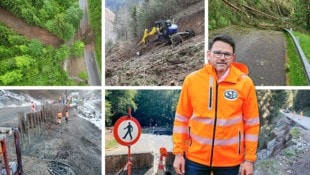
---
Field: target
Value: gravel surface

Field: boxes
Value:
[4,109,101,175]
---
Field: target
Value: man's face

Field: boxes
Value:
[207,41,235,75]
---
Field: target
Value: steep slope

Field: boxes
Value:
[105,0,205,86]
[0,7,63,47]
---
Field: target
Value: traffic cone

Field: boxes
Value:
[156,147,168,175]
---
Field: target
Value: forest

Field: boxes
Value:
[0,0,95,85]
[209,0,310,32]
[105,90,180,127]
[0,0,83,40]
[0,24,76,85]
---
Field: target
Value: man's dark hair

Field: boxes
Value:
[209,34,235,53]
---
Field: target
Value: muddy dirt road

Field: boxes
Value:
[0,7,63,47]
[2,107,101,175]
[210,26,286,86]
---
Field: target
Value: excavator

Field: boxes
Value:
[137,20,195,55]
[0,127,23,175]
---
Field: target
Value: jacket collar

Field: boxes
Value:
[204,62,249,83]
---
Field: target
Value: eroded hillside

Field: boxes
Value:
[105,0,205,86]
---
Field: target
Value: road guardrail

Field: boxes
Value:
[284,28,310,84]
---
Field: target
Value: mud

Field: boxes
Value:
[105,0,205,86]
[6,109,101,175]
[0,7,63,47]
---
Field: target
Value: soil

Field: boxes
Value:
[6,109,101,175]
[105,0,205,86]
[0,7,63,47]
[290,150,310,175]
[209,25,287,86]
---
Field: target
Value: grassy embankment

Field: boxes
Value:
[89,0,102,74]
[286,31,310,85]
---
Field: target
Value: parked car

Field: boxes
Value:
[284,108,290,113]
[152,128,172,135]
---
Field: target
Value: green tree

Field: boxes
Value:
[65,5,83,29]
[28,40,44,58]
[15,55,32,69]
[293,90,310,112]
[71,40,85,57]
[0,70,22,85]
[105,90,137,125]
[293,0,310,31]
[134,90,179,127]
[45,13,75,40]
[54,45,70,61]
[129,5,138,38]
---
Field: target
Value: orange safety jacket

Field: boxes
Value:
[173,62,260,167]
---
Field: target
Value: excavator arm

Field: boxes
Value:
[139,27,158,46]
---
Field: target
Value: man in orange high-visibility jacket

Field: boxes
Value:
[173,35,260,175]
[57,111,63,124]
[65,111,69,124]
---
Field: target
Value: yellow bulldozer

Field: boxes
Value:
[136,20,195,55]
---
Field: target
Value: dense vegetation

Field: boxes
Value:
[293,90,310,116]
[0,24,78,85]
[209,0,309,32]
[89,0,102,72]
[0,0,83,40]
[105,90,180,127]
[285,33,308,85]
[294,32,310,61]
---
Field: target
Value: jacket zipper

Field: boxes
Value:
[210,83,218,167]
[238,130,241,154]
[208,77,214,110]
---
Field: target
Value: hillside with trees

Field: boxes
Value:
[0,24,75,85]
[0,0,83,40]
[209,0,309,32]
[105,0,205,86]
[0,0,101,86]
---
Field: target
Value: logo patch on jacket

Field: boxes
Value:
[224,90,238,100]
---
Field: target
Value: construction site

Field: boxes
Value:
[0,90,101,175]
[105,0,205,86]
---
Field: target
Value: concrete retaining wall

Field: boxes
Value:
[105,152,176,174]
[105,152,154,173]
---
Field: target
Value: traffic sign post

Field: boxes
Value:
[113,108,141,175]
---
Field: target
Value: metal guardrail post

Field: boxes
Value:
[284,28,310,84]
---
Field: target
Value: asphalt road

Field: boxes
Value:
[79,0,101,86]
[210,26,286,86]
[84,47,101,86]
[0,106,32,124]
[282,111,310,130]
